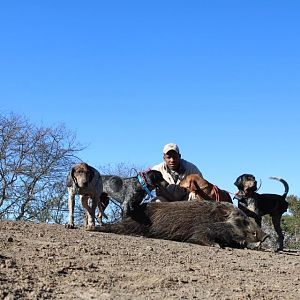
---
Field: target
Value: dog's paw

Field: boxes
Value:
[85,225,97,231]
[275,247,284,253]
[65,223,76,229]
[96,218,103,227]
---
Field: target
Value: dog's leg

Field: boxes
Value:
[81,195,95,228]
[238,202,261,225]
[122,198,130,218]
[91,196,99,227]
[66,191,76,229]
[187,192,199,201]
[272,214,284,251]
[98,193,109,223]
[96,195,104,226]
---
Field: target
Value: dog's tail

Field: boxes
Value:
[270,177,289,197]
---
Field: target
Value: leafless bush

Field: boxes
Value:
[0,112,83,222]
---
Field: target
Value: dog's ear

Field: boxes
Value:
[189,178,199,192]
[144,170,156,186]
[145,170,168,188]
[179,177,189,189]
[100,192,110,210]
[87,165,95,182]
[108,176,123,192]
[180,176,199,192]
[153,170,166,186]
[66,168,75,187]
[234,175,244,190]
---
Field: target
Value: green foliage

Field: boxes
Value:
[282,195,300,249]
[258,196,300,250]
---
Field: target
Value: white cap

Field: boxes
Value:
[163,143,180,154]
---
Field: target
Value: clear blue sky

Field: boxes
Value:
[1,1,299,198]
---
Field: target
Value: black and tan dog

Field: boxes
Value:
[234,174,289,251]
[96,200,268,249]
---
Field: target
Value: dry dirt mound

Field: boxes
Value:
[0,220,299,299]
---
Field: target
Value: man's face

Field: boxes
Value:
[164,150,181,171]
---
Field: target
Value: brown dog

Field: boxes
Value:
[180,174,232,203]
[66,163,104,229]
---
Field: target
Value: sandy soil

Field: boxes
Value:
[0,220,299,300]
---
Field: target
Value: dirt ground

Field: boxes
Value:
[0,220,299,300]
